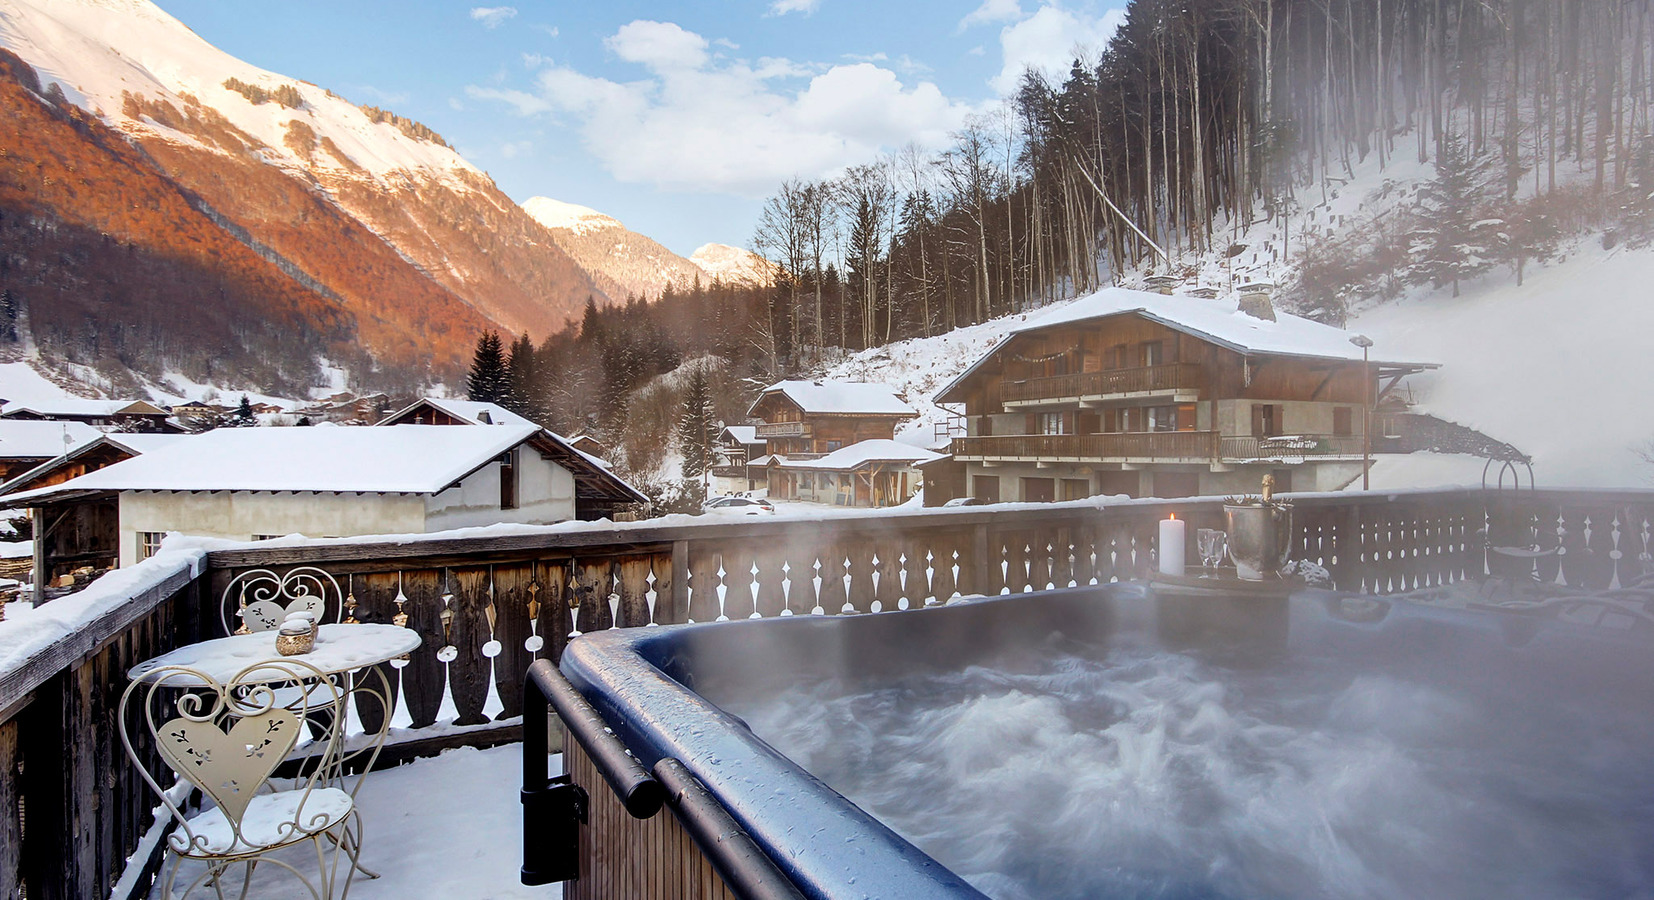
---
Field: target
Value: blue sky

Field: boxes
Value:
[154,1,1125,256]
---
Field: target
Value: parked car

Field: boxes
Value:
[703,496,776,516]
[942,496,990,507]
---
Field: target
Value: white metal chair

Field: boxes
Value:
[121,659,366,900]
[221,567,346,635]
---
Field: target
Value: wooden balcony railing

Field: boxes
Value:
[9,488,1654,899]
[1001,363,1204,405]
[755,421,810,438]
[952,431,1220,461]
[1220,434,1367,459]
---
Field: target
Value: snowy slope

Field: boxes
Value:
[1354,241,1654,488]
[0,0,475,189]
[521,198,622,236]
[691,243,774,287]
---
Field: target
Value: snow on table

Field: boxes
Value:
[128,624,421,684]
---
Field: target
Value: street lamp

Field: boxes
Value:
[1349,334,1374,491]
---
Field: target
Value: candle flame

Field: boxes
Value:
[1168,512,1176,520]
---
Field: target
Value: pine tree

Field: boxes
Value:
[504,332,537,419]
[0,289,17,343]
[579,297,603,344]
[1409,131,1500,298]
[467,331,510,404]
[677,366,714,483]
[235,394,254,425]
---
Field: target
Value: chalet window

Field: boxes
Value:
[1109,343,1129,369]
[499,449,518,510]
[826,440,843,451]
[251,534,283,541]
[973,475,1000,503]
[1147,406,1177,432]
[1038,412,1067,435]
[1333,407,1354,436]
[1060,478,1091,501]
[1140,341,1164,367]
[138,531,164,561]
[1251,404,1281,437]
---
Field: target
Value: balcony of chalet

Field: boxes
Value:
[997,363,1205,408]
[951,432,1367,464]
[754,420,810,439]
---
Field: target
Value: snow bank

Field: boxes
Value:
[0,547,204,682]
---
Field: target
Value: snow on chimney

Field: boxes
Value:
[1236,282,1277,321]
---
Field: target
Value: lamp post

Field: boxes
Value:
[1349,334,1374,491]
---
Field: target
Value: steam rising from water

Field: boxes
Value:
[727,638,1654,899]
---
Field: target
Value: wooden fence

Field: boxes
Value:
[3,487,1652,899]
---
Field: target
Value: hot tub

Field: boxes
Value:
[547,584,1654,899]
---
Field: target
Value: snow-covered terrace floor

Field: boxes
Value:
[153,744,558,900]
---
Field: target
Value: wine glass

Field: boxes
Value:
[1197,529,1218,575]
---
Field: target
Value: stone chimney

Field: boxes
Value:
[1236,281,1277,321]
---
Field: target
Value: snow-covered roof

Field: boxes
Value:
[0,398,168,418]
[937,287,1436,402]
[750,381,916,417]
[0,420,102,458]
[4,424,539,503]
[764,440,943,472]
[377,399,643,502]
[1012,288,1432,364]
[721,425,763,446]
[379,398,535,429]
[0,432,191,497]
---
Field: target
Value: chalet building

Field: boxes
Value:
[0,432,189,495]
[0,420,101,480]
[748,381,917,458]
[759,440,940,508]
[0,399,183,432]
[935,287,1437,502]
[565,434,607,460]
[1,424,644,595]
[377,398,644,512]
[711,425,766,495]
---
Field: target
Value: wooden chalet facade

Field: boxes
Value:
[747,381,917,458]
[936,288,1437,502]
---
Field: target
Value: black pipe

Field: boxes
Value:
[526,658,665,818]
[653,757,809,900]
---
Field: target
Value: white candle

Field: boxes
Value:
[1159,515,1186,577]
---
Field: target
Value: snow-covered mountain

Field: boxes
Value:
[0,0,733,389]
[522,196,709,303]
[690,243,775,287]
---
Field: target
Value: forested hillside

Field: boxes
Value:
[744,0,1654,365]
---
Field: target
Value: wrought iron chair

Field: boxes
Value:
[221,567,349,635]
[121,659,366,900]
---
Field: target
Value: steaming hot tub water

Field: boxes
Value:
[564,586,1654,899]
[717,623,1654,900]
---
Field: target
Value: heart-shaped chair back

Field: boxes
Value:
[221,566,342,634]
[157,706,301,824]
[121,659,343,851]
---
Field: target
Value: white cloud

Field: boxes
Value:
[469,20,971,195]
[500,140,533,159]
[532,24,560,38]
[767,0,820,15]
[959,0,1022,32]
[605,20,709,71]
[522,52,551,69]
[991,4,1125,94]
[469,6,518,29]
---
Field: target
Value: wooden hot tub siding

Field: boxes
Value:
[564,728,739,900]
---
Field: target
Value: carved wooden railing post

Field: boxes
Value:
[970,523,990,596]
[668,540,689,625]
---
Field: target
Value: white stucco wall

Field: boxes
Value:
[425,450,576,531]
[119,490,428,566]
[115,450,580,566]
